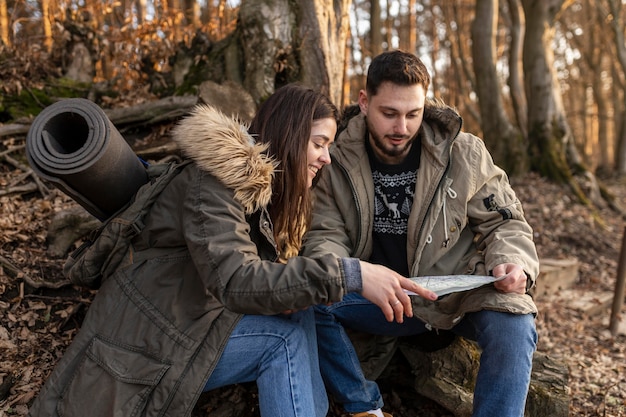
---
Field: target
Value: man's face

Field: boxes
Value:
[358,81,426,165]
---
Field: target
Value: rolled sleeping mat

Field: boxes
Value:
[26,98,149,221]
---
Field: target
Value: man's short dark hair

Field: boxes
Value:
[366,50,431,96]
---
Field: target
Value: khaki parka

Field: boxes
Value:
[302,101,539,330]
[28,106,352,417]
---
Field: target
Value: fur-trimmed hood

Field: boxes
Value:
[171,105,276,214]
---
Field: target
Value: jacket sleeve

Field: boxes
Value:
[183,169,347,314]
[301,167,355,259]
[463,136,540,283]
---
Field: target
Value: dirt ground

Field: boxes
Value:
[1,144,626,416]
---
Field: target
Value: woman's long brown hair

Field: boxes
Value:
[248,84,338,261]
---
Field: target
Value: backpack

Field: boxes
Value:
[63,160,192,289]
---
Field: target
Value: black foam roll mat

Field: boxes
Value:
[26,98,149,221]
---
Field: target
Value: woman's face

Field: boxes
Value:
[306,117,336,188]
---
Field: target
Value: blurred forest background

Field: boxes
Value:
[1,0,626,192]
[2,1,626,416]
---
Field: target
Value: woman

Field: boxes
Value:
[28,84,433,417]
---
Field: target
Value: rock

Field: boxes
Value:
[46,206,100,258]
[533,258,579,298]
[197,80,257,123]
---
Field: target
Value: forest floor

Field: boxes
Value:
[1,138,626,416]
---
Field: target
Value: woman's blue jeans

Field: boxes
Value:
[315,293,537,417]
[203,309,328,417]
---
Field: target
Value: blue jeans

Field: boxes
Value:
[204,309,328,417]
[315,293,537,417]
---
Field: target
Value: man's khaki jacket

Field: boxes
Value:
[302,101,539,330]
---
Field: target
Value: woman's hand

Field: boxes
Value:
[359,261,438,323]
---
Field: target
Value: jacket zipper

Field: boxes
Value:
[412,153,452,275]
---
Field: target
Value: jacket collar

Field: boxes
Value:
[335,99,463,166]
[171,105,276,214]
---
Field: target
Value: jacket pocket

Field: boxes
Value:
[58,336,170,417]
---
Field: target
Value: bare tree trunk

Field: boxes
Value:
[594,65,611,171]
[217,0,229,35]
[238,0,349,106]
[472,0,528,176]
[407,0,417,53]
[41,0,53,52]
[200,0,210,25]
[135,0,147,24]
[341,30,351,108]
[612,63,626,175]
[562,0,613,173]
[370,0,382,56]
[0,0,9,47]
[297,0,350,105]
[182,0,197,27]
[605,0,626,176]
[238,0,296,103]
[348,1,366,103]
[505,0,528,138]
[384,1,392,51]
[521,0,590,202]
[430,10,441,100]
[442,2,481,126]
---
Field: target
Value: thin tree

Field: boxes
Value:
[384,0,392,50]
[407,0,417,53]
[41,0,52,52]
[471,0,527,175]
[504,0,528,138]
[370,0,383,56]
[521,0,593,203]
[439,1,481,127]
[604,0,626,176]
[0,0,9,47]
[564,0,612,173]
[611,62,625,175]
[136,0,147,25]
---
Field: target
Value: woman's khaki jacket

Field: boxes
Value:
[302,101,539,330]
[28,106,348,417]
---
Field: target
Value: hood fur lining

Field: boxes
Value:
[171,105,276,214]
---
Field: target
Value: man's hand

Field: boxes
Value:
[492,263,528,294]
[359,261,438,323]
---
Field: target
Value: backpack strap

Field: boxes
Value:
[63,159,192,288]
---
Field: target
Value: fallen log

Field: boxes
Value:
[0,254,69,289]
[104,94,198,127]
[342,332,569,417]
[0,123,30,138]
[0,95,199,139]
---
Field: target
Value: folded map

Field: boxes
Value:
[406,274,506,297]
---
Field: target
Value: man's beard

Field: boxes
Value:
[366,117,415,158]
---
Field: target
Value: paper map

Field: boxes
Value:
[406,275,505,297]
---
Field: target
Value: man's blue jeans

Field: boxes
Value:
[315,293,537,417]
[203,309,327,417]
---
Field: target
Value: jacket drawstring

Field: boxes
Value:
[426,186,457,248]
[442,197,450,248]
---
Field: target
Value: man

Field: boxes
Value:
[301,50,539,417]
